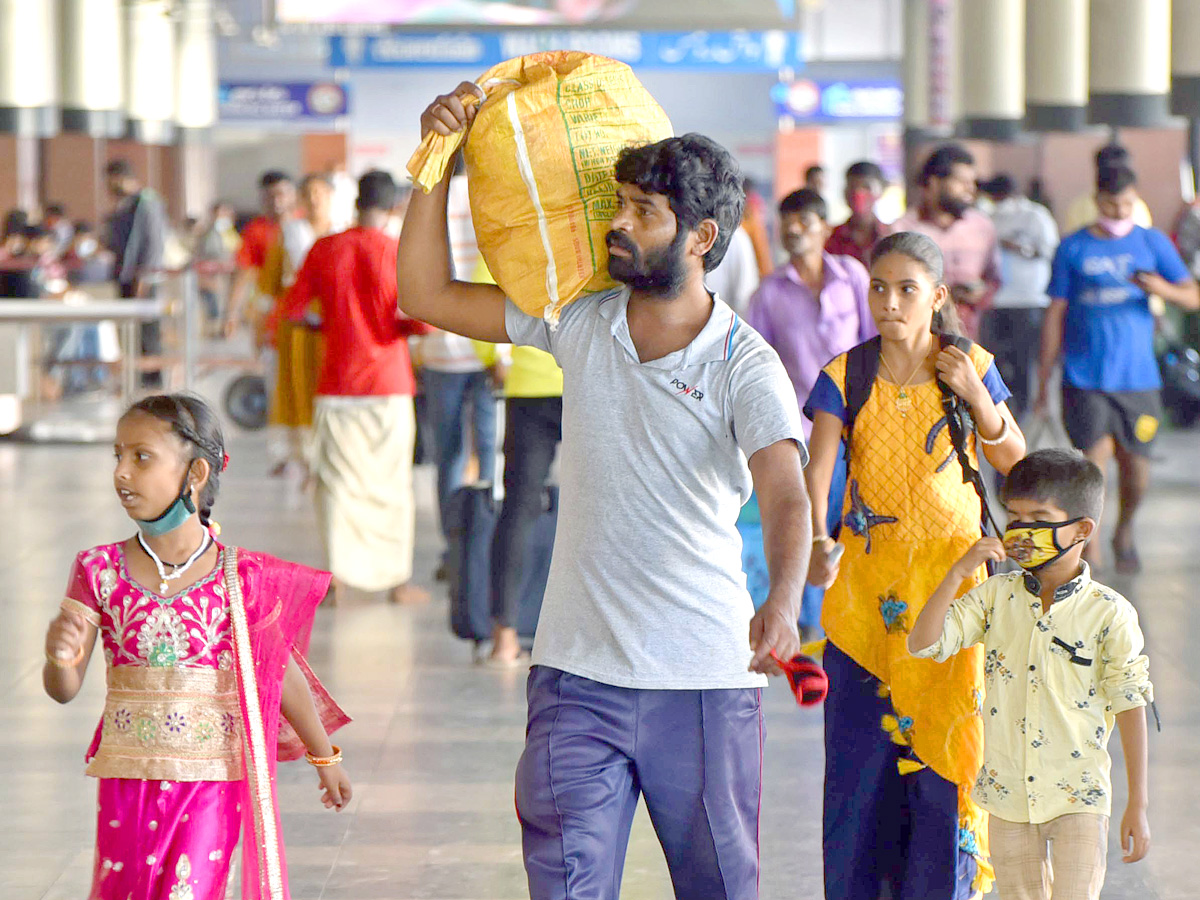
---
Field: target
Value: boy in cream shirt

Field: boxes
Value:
[909,449,1153,900]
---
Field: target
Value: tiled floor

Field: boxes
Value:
[2,399,1197,899]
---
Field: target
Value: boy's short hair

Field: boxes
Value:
[1001,449,1105,521]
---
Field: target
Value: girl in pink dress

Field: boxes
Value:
[43,393,352,900]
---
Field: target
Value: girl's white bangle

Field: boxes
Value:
[977,415,1010,446]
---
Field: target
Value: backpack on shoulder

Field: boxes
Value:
[840,334,1001,541]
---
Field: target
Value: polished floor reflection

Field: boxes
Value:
[2,422,1196,899]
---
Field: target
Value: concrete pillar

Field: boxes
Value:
[1027,0,1089,131]
[173,0,217,217]
[960,0,1024,139]
[904,0,957,179]
[175,0,216,133]
[928,0,956,130]
[60,0,124,136]
[904,0,943,177]
[903,0,931,137]
[1172,1,1200,116]
[125,0,177,145]
[1089,0,1171,126]
[0,0,59,137]
[0,136,40,213]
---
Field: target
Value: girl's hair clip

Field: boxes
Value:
[222,453,230,473]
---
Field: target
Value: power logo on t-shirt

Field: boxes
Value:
[670,377,705,401]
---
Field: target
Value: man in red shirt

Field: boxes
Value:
[278,170,433,605]
[825,160,888,266]
[223,170,295,340]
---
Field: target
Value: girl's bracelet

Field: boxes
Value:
[45,646,85,668]
[305,745,343,767]
[977,414,1010,446]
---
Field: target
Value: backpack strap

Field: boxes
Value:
[936,334,1002,538]
[842,335,882,468]
[842,333,1000,542]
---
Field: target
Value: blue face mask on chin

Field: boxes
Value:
[135,471,196,537]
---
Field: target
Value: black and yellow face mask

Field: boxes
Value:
[1003,518,1085,572]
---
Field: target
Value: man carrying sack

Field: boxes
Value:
[398,71,811,900]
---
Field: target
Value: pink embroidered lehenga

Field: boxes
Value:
[63,541,349,900]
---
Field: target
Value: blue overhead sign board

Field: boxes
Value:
[771,78,903,122]
[218,81,350,124]
[327,31,803,71]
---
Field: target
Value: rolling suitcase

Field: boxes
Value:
[445,484,558,646]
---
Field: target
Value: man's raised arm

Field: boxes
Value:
[397,83,510,344]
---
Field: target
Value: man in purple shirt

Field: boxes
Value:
[747,188,875,637]
[748,188,876,436]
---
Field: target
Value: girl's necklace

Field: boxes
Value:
[137,531,212,594]
[879,351,928,416]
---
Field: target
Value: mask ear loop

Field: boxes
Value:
[180,461,197,515]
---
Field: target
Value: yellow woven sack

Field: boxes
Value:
[407,52,673,323]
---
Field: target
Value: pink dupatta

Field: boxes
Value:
[223,546,350,900]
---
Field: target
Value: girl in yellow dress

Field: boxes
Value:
[803,232,1026,898]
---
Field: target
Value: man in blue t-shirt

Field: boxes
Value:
[1037,164,1199,573]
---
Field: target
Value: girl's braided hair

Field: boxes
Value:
[125,393,225,527]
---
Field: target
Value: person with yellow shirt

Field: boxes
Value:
[472,262,565,666]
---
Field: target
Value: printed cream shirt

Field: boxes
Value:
[914,565,1152,823]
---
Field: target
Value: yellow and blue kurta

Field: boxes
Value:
[805,341,1010,898]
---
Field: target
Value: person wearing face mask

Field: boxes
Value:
[892,144,1001,340]
[53,222,119,393]
[1037,165,1199,574]
[826,160,888,265]
[43,393,353,900]
[1064,144,1153,235]
[103,159,168,386]
[65,221,114,286]
[910,449,1154,900]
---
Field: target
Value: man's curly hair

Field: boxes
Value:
[613,134,745,272]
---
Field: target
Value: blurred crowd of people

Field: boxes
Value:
[739,139,1200,591]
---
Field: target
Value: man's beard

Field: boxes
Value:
[938,190,971,219]
[606,228,689,298]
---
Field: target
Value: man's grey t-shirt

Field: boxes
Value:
[506,287,807,690]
